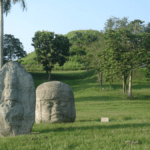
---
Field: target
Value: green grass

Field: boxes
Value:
[0,56,150,149]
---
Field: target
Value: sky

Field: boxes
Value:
[3,0,150,61]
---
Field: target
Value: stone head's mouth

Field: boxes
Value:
[50,113,73,122]
[51,112,64,118]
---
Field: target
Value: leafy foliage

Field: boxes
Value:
[3,0,27,16]
[104,16,130,31]
[65,30,102,71]
[65,30,101,55]
[31,30,70,80]
[101,29,150,93]
[3,34,27,64]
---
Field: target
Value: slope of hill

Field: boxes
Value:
[9,29,101,72]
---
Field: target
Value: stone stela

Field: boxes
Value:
[0,61,36,137]
[101,117,109,122]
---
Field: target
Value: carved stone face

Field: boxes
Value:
[0,63,23,134]
[41,99,72,123]
[4,99,16,108]
[0,61,36,137]
[2,87,24,127]
[3,73,19,108]
[35,81,76,123]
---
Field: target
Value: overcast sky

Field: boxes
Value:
[4,0,150,61]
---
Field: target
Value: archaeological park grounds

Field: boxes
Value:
[0,52,150,150]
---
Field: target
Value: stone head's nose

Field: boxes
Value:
[52,102,62,111]
[3,71,18,101]
[5,99,16,107]
[3,88,18,101]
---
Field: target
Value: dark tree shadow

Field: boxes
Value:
[31,122,150,134]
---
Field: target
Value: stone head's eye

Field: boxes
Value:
[44,101,53,107]
[5,100,11,103]
[50,102,53,106]
[47,102,53,107]
[46,102,52,107]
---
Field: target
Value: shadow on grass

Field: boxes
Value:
[132,84,150,89]
[129,95,150,100]
[75,94,150,102]
[32,122,150,134]
[28,69,96,81]
[75,96,123,102]
[72,83,123,93]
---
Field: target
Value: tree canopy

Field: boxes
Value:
[3,0,27,16]
[65,29,102,71]
[100,28,150,95]
[3,34,27,64]
[65,29,101,55]
[85,32,105,85]
[31,30,70,80]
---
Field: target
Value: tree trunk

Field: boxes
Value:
[82,62,83,68]
[100,73,102,86]
[98,71,102,86]
[124,77,127,93]
[0,0,3,68]
[122,74,127,94]
[48,70,51,81]
[128,70,132,98]
[122,75,125,94]
[86,67,89,73]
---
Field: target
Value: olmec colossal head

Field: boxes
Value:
[35,81,76,123]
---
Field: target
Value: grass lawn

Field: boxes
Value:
[0,68,150,150]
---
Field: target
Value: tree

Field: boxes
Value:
[144,23,150,33]
[71,41,88,71]
[0,0,27,68]
[85,33,105,85]
[128,20,144,34]
[103,17,149,97]
[139,32,150,69]
[31,30,70,81]
[80,30,101,72]
[127,20,145,98]
[3,34,27,64]
[104,16,129,31]
[99,30,129,89]
[102,29,148,96]
[66,30,101,71]
[104,16,118,30]
[104,16,131,91]
[69,34,86,68]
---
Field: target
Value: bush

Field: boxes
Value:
[144,68,150,78]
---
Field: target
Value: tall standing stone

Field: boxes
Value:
[35,81,76,124]
[0,61,36,137]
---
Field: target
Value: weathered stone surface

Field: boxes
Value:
[35,81,76,123]
[101,117,109,122]
[0,61,36,137]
